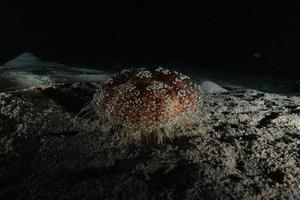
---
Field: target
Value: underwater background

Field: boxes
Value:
[0,1,300,200]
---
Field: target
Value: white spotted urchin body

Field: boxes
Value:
[81,67,203,143]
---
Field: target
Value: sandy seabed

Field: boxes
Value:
[0,82,300,200]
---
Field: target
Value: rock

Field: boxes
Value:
[200,80,228,93]
[4,52,65,69]
[4,52,42,68]
[0,83,299,199]
[0,53,108,91]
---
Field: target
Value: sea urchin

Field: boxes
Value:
[81,67,203,143]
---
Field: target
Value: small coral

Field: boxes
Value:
[81,67,203,143]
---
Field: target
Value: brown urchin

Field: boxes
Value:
[80,67,203,143]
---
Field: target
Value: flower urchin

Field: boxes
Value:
[81,67,203,143]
